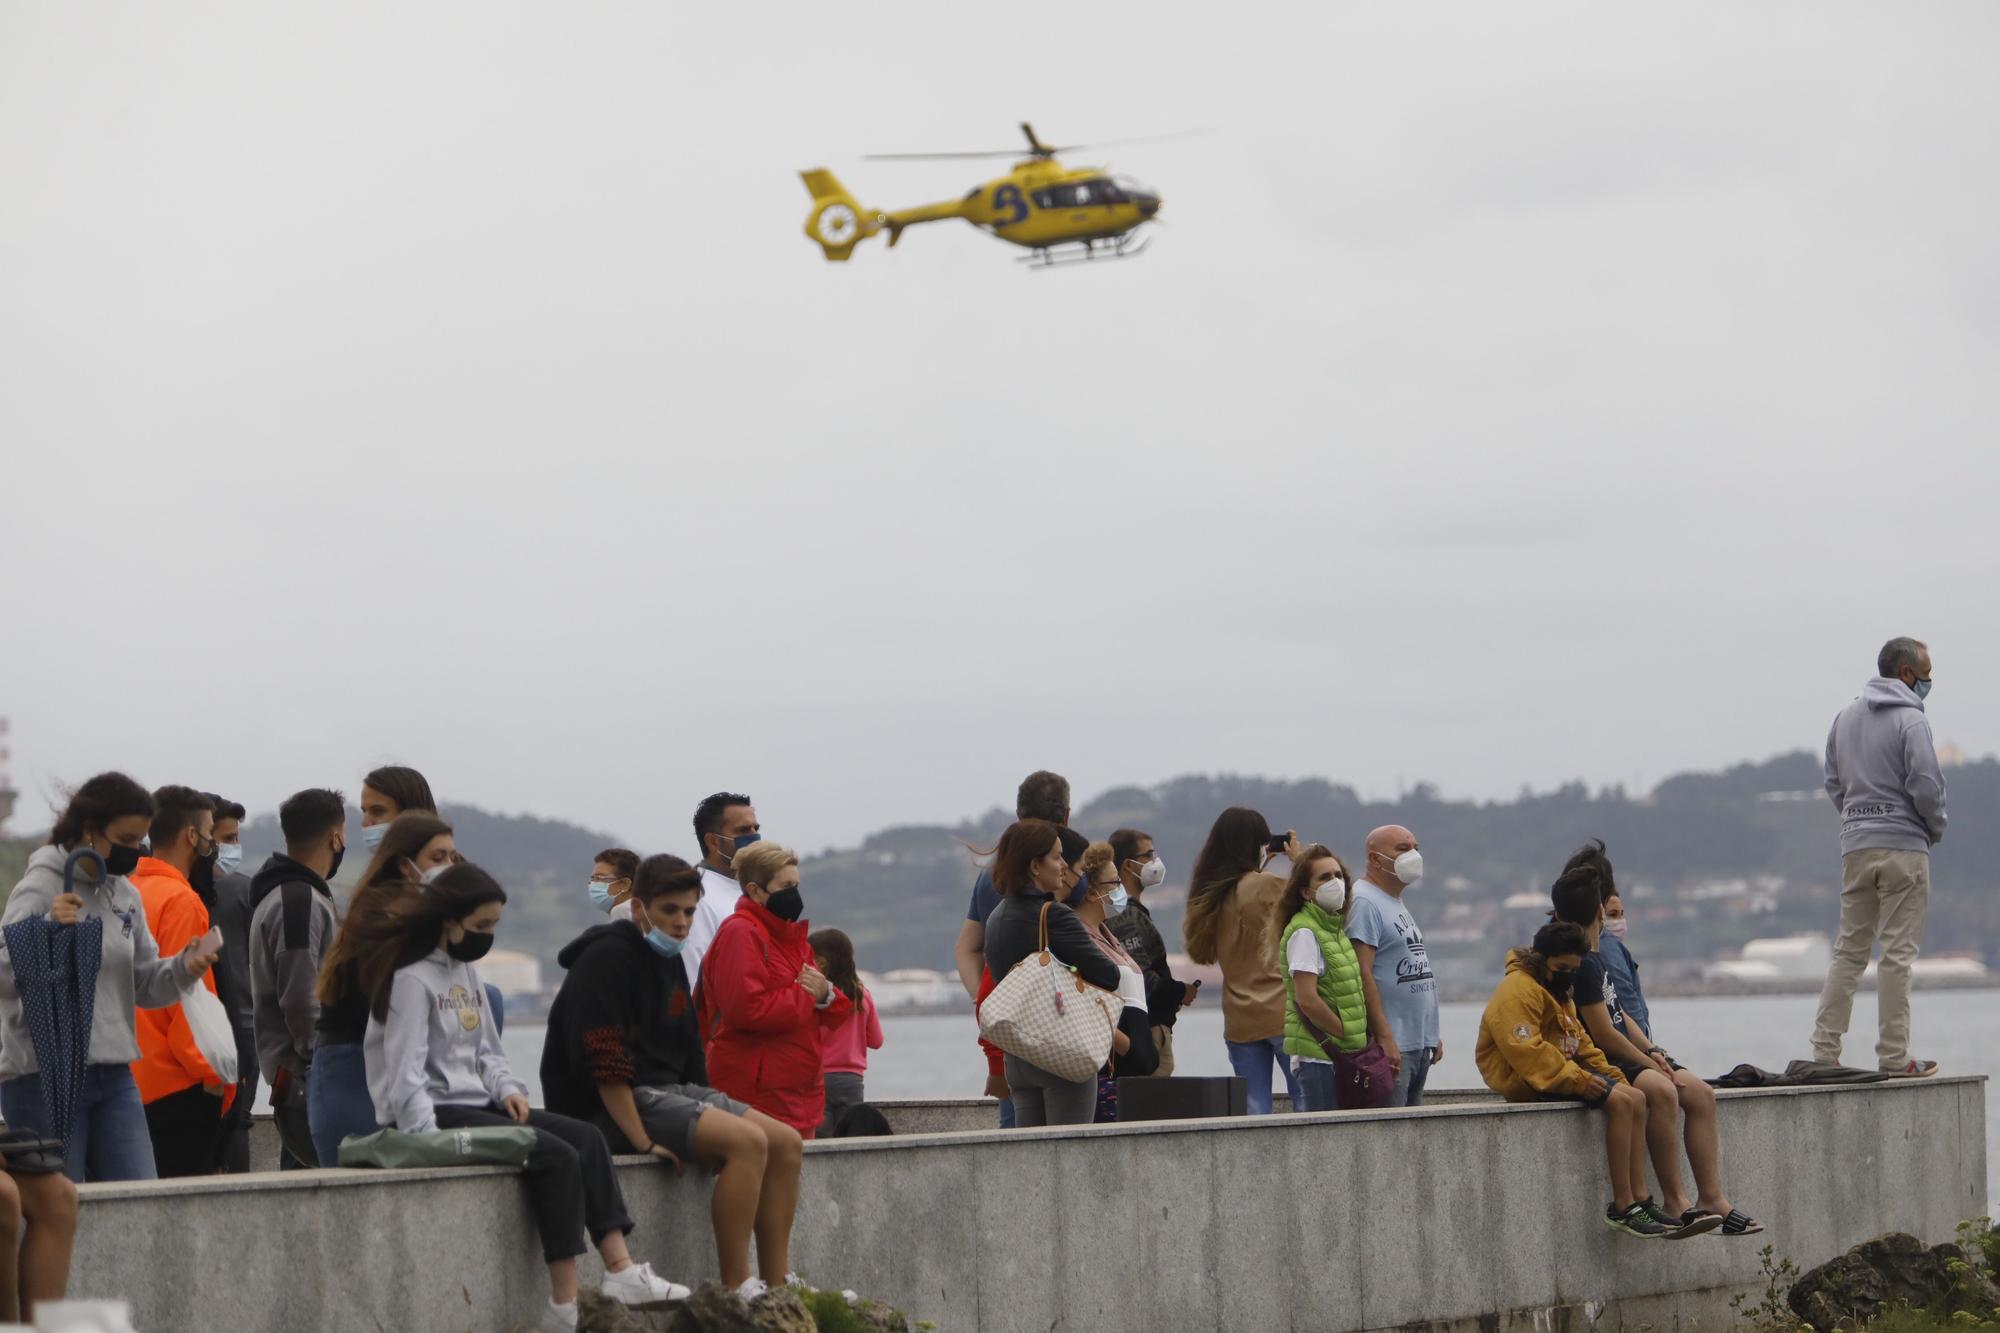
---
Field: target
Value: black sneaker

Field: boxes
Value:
[1604,1202,1669,1239]
[1640,1199,1723,1239]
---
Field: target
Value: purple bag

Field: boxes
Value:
[1334,1042,1394,1109]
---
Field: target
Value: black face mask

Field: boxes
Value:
[326,840,345,882]
[764,886,805,922]
[104,843,144,878]
[447,929,495,963]
[1545,969,1577,1001]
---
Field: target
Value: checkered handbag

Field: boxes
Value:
[979,902,1119,1082]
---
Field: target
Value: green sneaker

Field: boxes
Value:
[1604,1201,1669,1239]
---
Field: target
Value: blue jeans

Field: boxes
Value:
[997,1096,1015,1129]
[1226,1035,1301,1115]
[1392,1044,1434,1107]
[1,1063,158,1182]
[1294,1060,1341,1113]
[307,1041,380,1166]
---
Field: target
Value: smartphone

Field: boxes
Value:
[1266,833,1289,855]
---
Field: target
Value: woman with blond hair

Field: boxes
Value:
[699,842,852,1139]
[1074,842,1157,1119]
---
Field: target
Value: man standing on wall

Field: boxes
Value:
[1347,824,1441,1107]
[1811,636,1947,1077]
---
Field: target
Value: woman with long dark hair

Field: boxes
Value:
[309,811,455,1166]
[808,928,882,1136]
[356,765,436,857]
[361,862,687,1327]
[1182,806,1300,1115]
[0,774,219,1181]
[980,820,1123,1126]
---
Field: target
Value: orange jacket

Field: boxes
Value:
[129,857,236,1111]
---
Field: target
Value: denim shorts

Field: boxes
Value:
[595,1083,747,1163]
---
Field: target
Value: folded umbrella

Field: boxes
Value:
[1,849,107,1155]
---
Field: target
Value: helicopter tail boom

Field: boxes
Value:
[801,169,880,261]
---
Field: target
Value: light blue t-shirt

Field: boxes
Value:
[1345,880,1441,1053]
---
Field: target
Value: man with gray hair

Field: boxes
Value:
[1810,636,1947,1076]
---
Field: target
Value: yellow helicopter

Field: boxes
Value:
[801,123,1180,268]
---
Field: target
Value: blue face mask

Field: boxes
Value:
[1914,678,1933,700]
[360,823,388,852]
[588,881,616,913]
[645,928,686,959]
[1108,885,1130,914]
[215,843,244,875]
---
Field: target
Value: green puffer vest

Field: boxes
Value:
[1281,900,1368,1058]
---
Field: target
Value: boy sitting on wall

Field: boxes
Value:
[1474,921,1667,1240]
[540,854,807,1302]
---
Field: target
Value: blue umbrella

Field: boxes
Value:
[1,849,106,1155]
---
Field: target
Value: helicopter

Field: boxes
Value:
[800,123,1177,269]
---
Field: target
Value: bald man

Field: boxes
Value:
[1346,825,1442,1106]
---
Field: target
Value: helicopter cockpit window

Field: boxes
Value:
[1031,178,1121,210]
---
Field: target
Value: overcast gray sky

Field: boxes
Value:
[4,2,1996,856]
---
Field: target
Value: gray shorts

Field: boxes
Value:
[595,1083,748,1163]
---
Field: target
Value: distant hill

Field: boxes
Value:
[7,751,1994,995]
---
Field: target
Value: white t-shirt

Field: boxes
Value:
[609,899,634,924]
[1286,927,1331,1067]
[1286,929,1326,976]
[1115,963,1147,1012]
[685,865,743,990]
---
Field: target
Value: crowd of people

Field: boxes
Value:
[0,772,889,1330]
[0,637,1945,1317]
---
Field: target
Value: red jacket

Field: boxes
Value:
[699,896,852,1135]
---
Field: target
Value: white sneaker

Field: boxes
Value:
[600,1261,690,1306]
[737,1277,770,1303]
[540,1298,579,1332]
[785,1272,808,1289]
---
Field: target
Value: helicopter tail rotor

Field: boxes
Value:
[800,169,881,261]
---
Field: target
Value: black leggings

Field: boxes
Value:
[433,1104,633,1262]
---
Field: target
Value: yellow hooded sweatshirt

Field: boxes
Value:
[1475,950,1623,1103]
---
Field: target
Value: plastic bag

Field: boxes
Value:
[338,1125,538,1169]
[181,974,239,1085]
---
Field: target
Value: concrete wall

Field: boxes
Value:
[74,1077,1985,1333]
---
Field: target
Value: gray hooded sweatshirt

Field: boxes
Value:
[363,949,525,1133]
[1824,677,1949,855]
[0,844,204,1077]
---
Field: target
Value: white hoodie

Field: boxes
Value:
[364,949,526,1133]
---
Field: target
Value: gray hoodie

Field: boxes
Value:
[0,844,204,1077]
[1824,677,1949,855]
[363,949,525,1133]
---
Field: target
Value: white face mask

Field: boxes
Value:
[420,862,450,885]
[1138,857,1166,889]
[1382,849,1423,887]
[1605,917,1628,939]
[1312,876,1346,908]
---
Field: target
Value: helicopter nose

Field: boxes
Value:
[1137,194,1161,219]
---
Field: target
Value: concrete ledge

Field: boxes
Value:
[74,1077,1986,1332]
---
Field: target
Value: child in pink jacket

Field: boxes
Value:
[809,929,884,1136]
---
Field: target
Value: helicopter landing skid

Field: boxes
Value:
[1018,234,1151,269]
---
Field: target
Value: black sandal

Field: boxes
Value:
[1681,1208,1764,1236]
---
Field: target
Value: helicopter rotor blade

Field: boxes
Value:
[862,149,1043,161]
[1048,129,1216,155]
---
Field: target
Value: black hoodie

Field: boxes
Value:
[539,921,705,1121]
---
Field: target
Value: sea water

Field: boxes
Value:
[500,987,1999,1202]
